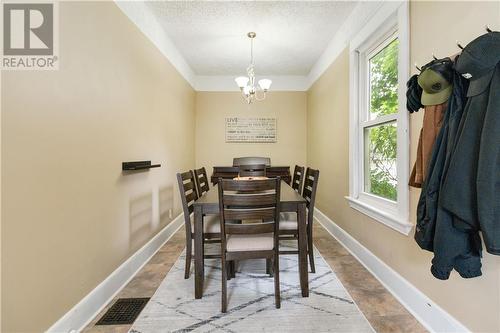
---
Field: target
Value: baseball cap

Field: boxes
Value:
[456,31,500,97]
[418,67,453,105]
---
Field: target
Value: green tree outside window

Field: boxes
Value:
[365,38,399,201]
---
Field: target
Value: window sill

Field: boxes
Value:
[345,196,412,235]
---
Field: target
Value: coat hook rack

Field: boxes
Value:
[456,40,464,50]
[485,25,492,33]
[415,63,422,72]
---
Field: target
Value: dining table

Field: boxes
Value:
[192,180,309,299]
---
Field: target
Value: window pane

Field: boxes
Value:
[369,38,399,120]
[364,122,397,201]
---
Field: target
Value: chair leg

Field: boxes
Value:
[227,261,235,280]
[307,224,315,273]
[202,237,206,278]
[231,261,236,278]
[266,258,273,276]
[221,255,227,313]
[227,261,232,281]
[273,254,281,309]
[184,239,192,279]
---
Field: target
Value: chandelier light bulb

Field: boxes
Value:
[243,85,251,96]
[258,79,272,91]
[235,76,249,89]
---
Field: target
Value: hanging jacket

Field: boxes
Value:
[440,32,500,255]
[409,59,453,188]
[415,65,482,279]
[414,103,449,252]
[409,103,446,188]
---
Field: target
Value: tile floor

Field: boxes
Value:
[83,224,427,333]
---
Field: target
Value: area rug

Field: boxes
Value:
[130,241,374,333]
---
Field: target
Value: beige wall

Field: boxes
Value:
[2,1,499,332]
[0,63,2,333]
[1,2,195,332]
[307,2,500,332]
[195,92,307,173]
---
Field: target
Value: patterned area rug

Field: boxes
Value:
[130,241,374,333]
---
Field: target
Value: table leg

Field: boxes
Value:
[297,202,309,297]
[194,205,204,299]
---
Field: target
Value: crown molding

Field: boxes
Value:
[115,1,384,92]
[115,1,197,88]
[194,75,309,92]
[305,1,385,89]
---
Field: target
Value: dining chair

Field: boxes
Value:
[177,170,221,279]
[232,156,271,167]
[218,177,281,313]
[291,165,305,193]
[194,167,210,197]
[238,164,266,177]
[279,168,320,273]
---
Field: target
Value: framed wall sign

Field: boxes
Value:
[225,117,277,143]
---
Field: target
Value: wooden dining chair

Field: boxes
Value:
[238,164,266,177]
[177,170,221,279]
[218,177,281,313]
[279,168,320,273]
[194,167,210,197]
[291,165,305,193]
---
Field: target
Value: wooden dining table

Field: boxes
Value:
[192,180,309,299]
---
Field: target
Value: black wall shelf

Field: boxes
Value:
[122,161,161,171]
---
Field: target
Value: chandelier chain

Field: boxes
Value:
[250,36,254,65]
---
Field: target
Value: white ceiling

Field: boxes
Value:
[116,1,384,90]
[144,1,358,76]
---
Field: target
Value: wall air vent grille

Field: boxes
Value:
[96,298,150,325]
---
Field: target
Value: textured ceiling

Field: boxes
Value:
[144,1,358,76]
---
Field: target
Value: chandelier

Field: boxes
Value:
[234,32,272,104]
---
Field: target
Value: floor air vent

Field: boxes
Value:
[96,298,150,325]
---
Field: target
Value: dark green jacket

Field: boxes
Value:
[440,62,500,255]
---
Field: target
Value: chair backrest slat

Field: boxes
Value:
[291,165,305,193]
[185,191,197,206]
[177,170,199,229]
[222,179,274,192]
[218,178,280,243]
[183,180,196,193]
[179,171,194,181]
[223,193,276,207]
[225,222,275,234]
[224,207,276,221]
[194,167,210,196]
[239,164,266,177]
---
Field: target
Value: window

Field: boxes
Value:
[347,2,411,235]
[364,37,399,202]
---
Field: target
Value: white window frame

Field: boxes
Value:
[346,1,411,235]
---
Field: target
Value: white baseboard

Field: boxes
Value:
[46,213,184,333]
[314,208,470,333]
